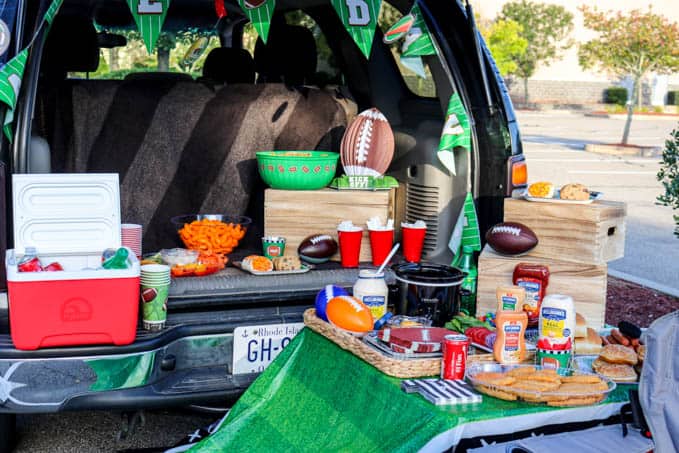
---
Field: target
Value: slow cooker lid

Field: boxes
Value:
[392,262,465,285]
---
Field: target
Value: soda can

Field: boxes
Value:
[441,334,469,380]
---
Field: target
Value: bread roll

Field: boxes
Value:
[575,312,587,338]
[575,328,602,355]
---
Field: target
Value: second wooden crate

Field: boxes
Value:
[476,245,607,329]
[503,198,626,265]
[264,188,399,262]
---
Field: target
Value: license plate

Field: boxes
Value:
[232,323,304,375]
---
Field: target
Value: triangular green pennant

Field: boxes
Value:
[331,0,381,59]
[0,49,28,141]
[449,192,481,266]
[126,0,171,54]
[437,92,471,175]
[238,0,276,44]
[44,0,64,25]
[401,4,435,57]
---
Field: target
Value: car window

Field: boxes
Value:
[379,3,437,98]
[69,27,220,80]
[241,11,343,86]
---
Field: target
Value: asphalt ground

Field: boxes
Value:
[12,111,679,451]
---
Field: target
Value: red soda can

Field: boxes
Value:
[43,262,64,272]
[18,256,43,272]
[441,334,469,380]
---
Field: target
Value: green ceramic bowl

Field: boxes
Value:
[256,151,339,190]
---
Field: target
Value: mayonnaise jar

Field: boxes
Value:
[353,270,389,319]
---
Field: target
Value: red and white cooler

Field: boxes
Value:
[6,174,140,350]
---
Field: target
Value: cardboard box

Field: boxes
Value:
[477,245,607,329]
[503,198,626,265]
[264,188,400,262]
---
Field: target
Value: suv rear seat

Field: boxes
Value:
[36,16,356,252]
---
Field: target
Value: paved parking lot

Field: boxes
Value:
[519,110,679,296]
[12,111,679,452]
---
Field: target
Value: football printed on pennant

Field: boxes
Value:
[341,108,394,177]
[243,0,266,8]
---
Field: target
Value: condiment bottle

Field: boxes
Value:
[353,270,389,320]
[512,263,550,326]
[493,311,528,364]
[539,294,575,345]
[495,285,526,312]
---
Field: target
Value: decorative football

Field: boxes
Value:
[340,108,394,177]
[243,0,266,9]
[298,234,338,264]
[485,222,538,256]
[326,295,374,334]
[315,285,349,321]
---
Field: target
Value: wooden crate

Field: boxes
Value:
[503,198,626,265]
[264,188,399,262]
[477,245,607,329]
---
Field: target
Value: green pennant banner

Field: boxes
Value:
[126,0,171,54]
[401,4,435,57]
[449,192,481,266]
[0,0,63,141]
[331,0,381,59]
[438,92,471,175]
[238,0,276,44]
[1,49,27,141]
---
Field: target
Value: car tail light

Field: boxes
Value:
[507,155,527,196]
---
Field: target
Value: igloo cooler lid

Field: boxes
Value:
[12,173,122,255]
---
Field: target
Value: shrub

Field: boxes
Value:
[604,87,628,105]
[657,128,679,238]
[667,91,679,106]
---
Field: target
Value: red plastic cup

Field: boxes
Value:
[402,225,427,263]
[368,229,394,266]
[337,227,363,268]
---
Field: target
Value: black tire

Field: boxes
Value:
[0,414,15,453]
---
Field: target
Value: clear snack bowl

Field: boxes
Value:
[465,363,616,407]
[159,248,200,266]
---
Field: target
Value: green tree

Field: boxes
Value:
[658,127,679,238]
[479,19,528,76]
[499,0,573,103]
[579,6,679,144]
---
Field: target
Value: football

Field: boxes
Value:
[315,285,349,321]
[298,234,338,264]
[243,0,266,9]
[326,295,374,334]
[340,108,394,177]
[485,222,538,256]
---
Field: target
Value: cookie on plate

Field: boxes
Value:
[560,183,590,201]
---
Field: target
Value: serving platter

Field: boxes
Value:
[232,261,311,276]
[522,190,603,205]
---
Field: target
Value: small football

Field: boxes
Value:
[298,234,338,264]
[341,108,395,177]
[315,285,349,321]
[326,295,374,334]
[485,222,538,256]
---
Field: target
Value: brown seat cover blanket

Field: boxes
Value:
[47,80,353,251]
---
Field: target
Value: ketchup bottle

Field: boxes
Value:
[512,263,550,326]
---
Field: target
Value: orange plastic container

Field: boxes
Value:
[6,174,140,350]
